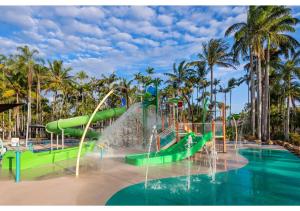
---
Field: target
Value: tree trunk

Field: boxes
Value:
[262,40,270,142]
[16,93,20,136]
[214,85,217,120]
[36,75,41,124]
[257,56,262,140]
[8,108,11,139]
[183,93,194,123]
[210,66,213,107]
[25,66,32,147]
[285,92,290,141]
[230,90,232,116]
[2,113,4,140]
[224,92,227,117]
[250,49,256,137]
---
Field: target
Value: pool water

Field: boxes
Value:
[106,148,300,205]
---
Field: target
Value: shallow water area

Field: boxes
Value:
[106,148,300,205]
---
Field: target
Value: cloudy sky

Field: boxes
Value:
[0,6,300,113]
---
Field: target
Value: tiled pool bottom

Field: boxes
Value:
[106,148,300,205]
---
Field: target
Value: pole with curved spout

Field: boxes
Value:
[75,89,115,177]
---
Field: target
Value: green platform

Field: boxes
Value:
[1,141,95,170]
[125,132,212,166]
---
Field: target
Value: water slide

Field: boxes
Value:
[1,107,127,170]
[45,107,126,139]
[125,131,213,166]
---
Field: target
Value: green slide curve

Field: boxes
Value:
[125,131,212,166]
[45,107,126,139]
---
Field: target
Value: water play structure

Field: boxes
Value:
[45,107,126,139]
[125,132,213,166]
[0,81,227,183]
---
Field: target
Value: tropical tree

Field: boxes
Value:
[259,6,299,141]
[225,6,261,138]
[164,61,195,122]
[227,78,237,116]
[188,61,208,116]
[197,38,236,117]
[46,60,73,120]
[17,45,39,146]
[279,50,300,140]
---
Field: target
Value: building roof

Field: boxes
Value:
[0,103,24,113]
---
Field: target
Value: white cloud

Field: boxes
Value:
[157,14,173,25]
[0,8,37,29]
[63,20,103,37]
[183,34,208,43]
[116,42,138,52]
[79,7,105,20]
[55,6,105,21]
[133,38,160,47]
[177,20,217,37]
[39,19,59,31]
[129,6,156,20]
[47,38,64,49]
[161,40,178,46]
[108,6,156,21]
[0,37,21,54]
[22,31,44,41]
[111,32,133,42]
[67,57,115,76]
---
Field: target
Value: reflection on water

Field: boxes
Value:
[106,148,300,205]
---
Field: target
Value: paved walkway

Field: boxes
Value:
[0,144,283,205]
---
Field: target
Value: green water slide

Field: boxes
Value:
[45,107,126,139]
[125,131,213,166]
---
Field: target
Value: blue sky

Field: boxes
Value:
[0,6,300,113]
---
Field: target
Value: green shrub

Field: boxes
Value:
[244,135,256,141]
[290,133,300,146]
[271,132,285,140]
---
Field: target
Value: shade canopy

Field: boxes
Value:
[0,103,24,113]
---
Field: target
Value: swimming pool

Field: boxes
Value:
[106,148,300,205]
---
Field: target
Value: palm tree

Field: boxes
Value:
[226,6,256,138]
[280,50,300,140]
[46,60,73,120]
[164,61,195,122]
[17,45,39,146]
[75,70,89,110]
[198,39,236,118]
[227,78,237,116]
[34,61,48,125]
[188,61,208,116]
[259,6,299,142]
[119,78,133,108]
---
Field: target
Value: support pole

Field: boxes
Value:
[222,104,227,153]
[50,132,53,152]
[212,119,216,148]
[56,134,59,150]
[176,121,179,143]
[162,114,165,131]
[62,129,64,149]
[156,135,160,151]
[15,150,21,183]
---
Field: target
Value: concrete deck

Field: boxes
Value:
[0,144,285,205]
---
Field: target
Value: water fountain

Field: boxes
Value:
[186,135,193,191]
[96,103,143,157]
[145,125,157,189]
[208,132,218,183]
